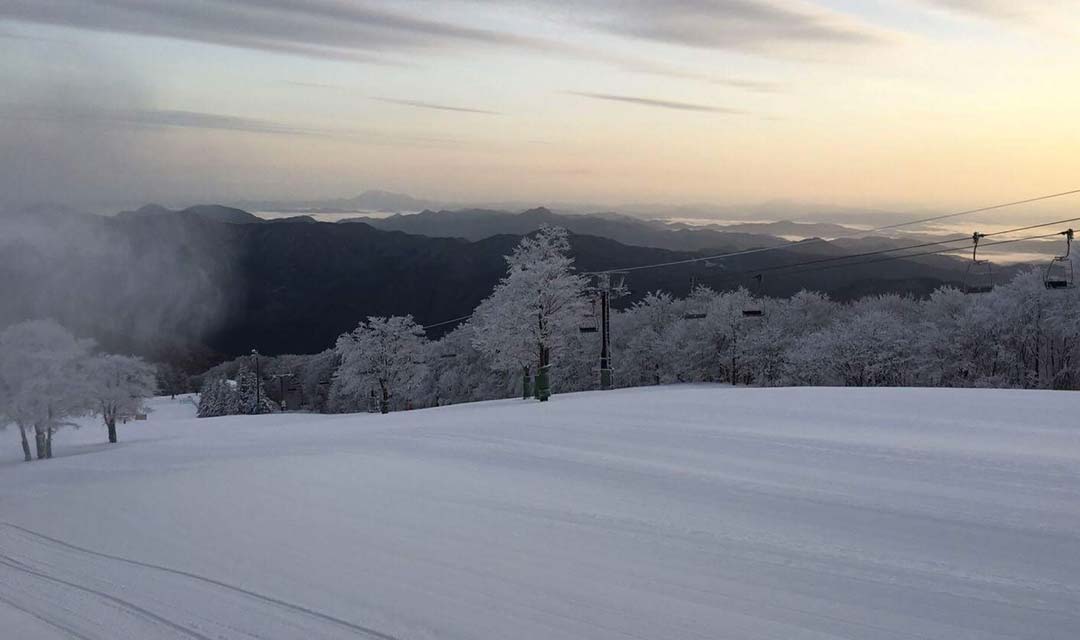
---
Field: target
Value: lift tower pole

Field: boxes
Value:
[599,282,612,390]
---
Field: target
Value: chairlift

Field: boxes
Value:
[964,232,994,294]
[1044,229,1075,290]
[580,295,599,333]
[742,274,765,318]
[439,352,459,359]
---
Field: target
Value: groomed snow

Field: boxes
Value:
[1,386,1078,639]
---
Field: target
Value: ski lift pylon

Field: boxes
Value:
[1044,229,1075,290]
[964,232,994,294]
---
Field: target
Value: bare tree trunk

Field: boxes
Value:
[106,415,118,444]
[379,381,390,414]
[45,429,53,459]
[18,424,31,462]
[34,425,46,460]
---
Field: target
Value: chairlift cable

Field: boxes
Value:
[681,218,1080,286]
[417,214,1080,331]
[587,188,1080,275]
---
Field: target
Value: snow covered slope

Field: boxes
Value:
[1,386,1078,639]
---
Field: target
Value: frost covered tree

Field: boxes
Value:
[792,308,915,387]
[421,325,509,407]
[333,316,428,413]
[155,363,189,399]
[614,292,690,386]
[236,364,277,414]
[196,375,238,418]
[470,226,588,400]
[86,354,158,443]
[681,287,759,384]
[0,320,94,460]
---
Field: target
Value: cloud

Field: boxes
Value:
[0,104,332,137]
[372,98,502,115]
[489,0,890,52]
[920,0,1030,19]
[605,1,883,49]
[1,103,482,150]
[916,0,1080,28]
[0,1,857,86]
[566,91,747,114]
[283,81,341,89]
[0,0,544,64]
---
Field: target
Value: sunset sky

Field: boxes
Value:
[2,1,1079,214]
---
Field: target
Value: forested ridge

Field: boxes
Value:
[198,227,1080,418]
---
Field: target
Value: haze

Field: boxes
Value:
[2,1,1079,215]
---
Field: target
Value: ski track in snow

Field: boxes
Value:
[0,386,1078,639]
[0,523,401,640]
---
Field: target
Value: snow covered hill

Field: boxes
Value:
[1,386,1078,639]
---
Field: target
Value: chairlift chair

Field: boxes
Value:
[580,295,600,333]
[1044,229,1075,290]
[964,232,994,294]
[742,274,765,318]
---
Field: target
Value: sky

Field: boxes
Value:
[1,1,1079,216]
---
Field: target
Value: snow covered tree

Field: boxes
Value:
[236,364,277,414]
[86,354,158,443]
[0,320,94,460]
[470,226,589,401]
[155,363,189,399]
[333,316,428,413]
[295,349,340,413]
[421,325,510,407]
[196,375,238,418]
[791,308,915,387]
[614,292,690,386]
[682,287,758,384]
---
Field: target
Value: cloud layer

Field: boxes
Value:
[372,98,502,115]
[0,0,537,63]
[0,0,887,65]
[567,92,746,114]
[569,0,886,50]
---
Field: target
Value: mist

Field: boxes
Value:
[0,204,239,368]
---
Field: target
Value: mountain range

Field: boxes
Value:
[1,203,1031,370]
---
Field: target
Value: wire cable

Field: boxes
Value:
[702,216,1080,283]
[588,188,1080,275]
[421,314,474,331]
[418,207,1080,331]
[701,230,1066,289]
[776,231,1063,279]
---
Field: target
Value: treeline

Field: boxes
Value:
[198,226,1080,417]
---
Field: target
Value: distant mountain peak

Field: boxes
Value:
[119,203,264,225]
[520,207,554,217]
[135,204,171,216]
[179,205,263,224]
